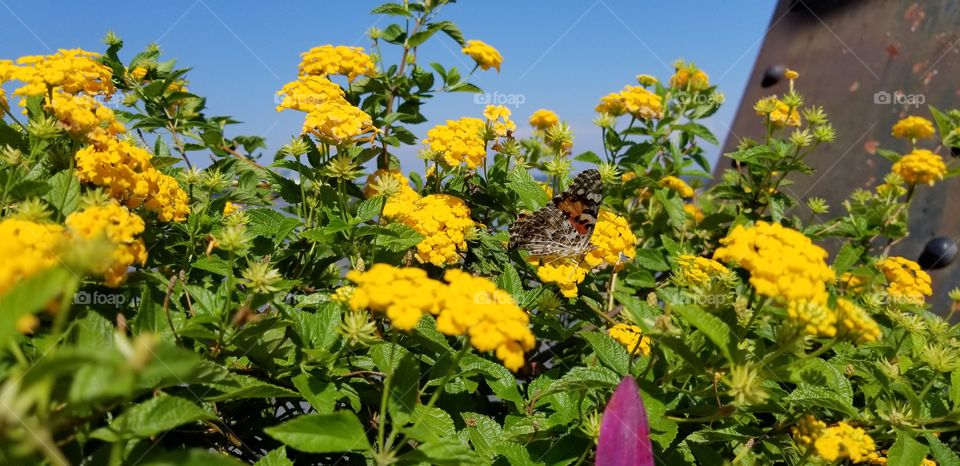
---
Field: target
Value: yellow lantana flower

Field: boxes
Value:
[302,99,376,144]
[0,218,65,294]
[298,45,376,82]
[891,116,935,140]
[275,76,345,113]
[892,149,947,186]
[876,256,932,305]
[659,175,694,198]
[713,221,834,304]
[529,109,559,131]
[424,117,487,169]
[608,323,652,356]
[66,201,148,287]
[461,40,502,72]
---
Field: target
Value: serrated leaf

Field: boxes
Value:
[264,411,371,453]
[497,263,523,296]
[355,195,385,224]
[673,304,736,362]
[376,223,425,252]
[90,395,215,441]
[832,243,862,276]
[784,384,859,418]
[291,373,337,414]
[44,170,80,218]
[191,255,232,276]
[888,431,928,466]
[925,433,960,466]
[254,447,293,466]
[403,405,456,443]
[582,332,630,375]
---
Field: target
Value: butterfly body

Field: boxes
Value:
[508,169,603,259]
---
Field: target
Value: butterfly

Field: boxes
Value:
[508,169,603,259]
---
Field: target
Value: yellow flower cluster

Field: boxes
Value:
[275,75,345,113]
[529,109,559,131]
[787,299,837,338]
[713,221,834,303]
[536,210,636,298]
[364,169,421,218]
[891,116,935,140]
[461,40,503,72]
[659,175,694,198]
[675,254,730,285]
[793,417,879,464]
[129,66,148,81]
[223,201,241,216]
[65,202,147,287]
[584,210,637,269]
[424,117,486,169]
[298,45,376,82]
[892,149,947,186]
[670,64,710,90]
[6,49,115,98]
[483,104,516,137]
[537,262,589,299]
[404,194,474,266]
[876,256,932,305]
[301,98,376,144]
[755,96,801,128]
[608,323,652,356]
[683,203,705,223]
[0,218,65,294]
[436,270,535,371]
[346,264,535,371]
[595,85,664,120]
[75,138,190,222]
[636,74,658,87]
[835,298,882,343]
[47,92,125,141]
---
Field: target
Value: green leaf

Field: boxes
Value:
[388,352,420,425]
[784,384,859,418]
[544,366,620,395]
[951,370,960,410]
[507,177,548,211]
[264,411,371,454]
[673,304,736,362]
[0,267,78,346]
[676,122,719,145]
[90,395,215,441]
[832,243,862,276]
[403,405,456,443]
[888,431,928,466]
[925,433,960,466]
[462,412,504,462]
[573,151,603,164]
[435,20,466,47]
[582,332,630,375]
[376,223,425,252]
[371,3,411,17]
[497,263,523,296]
[44,170,80,218]
[254,447,293,466]
[137,449,246,466]
[355,195,386,224]
[191,255,232,276]
[634,249,671,272]
[291,373,337,414]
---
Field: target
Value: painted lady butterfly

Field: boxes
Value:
[508,169,603,259]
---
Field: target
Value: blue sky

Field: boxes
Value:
[0,1,776,170]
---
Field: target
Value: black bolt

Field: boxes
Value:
[761,65,786,88]
[918,237,958,270]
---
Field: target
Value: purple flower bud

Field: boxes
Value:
[596,376,654,466]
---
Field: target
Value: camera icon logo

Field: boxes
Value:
[74,290,91,305]
[873,91,891,105]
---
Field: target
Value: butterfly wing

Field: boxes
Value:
[508,169,603,257]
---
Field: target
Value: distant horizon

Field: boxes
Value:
[0,0,776,172]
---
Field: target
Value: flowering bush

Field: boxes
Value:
[0,3,959,465]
